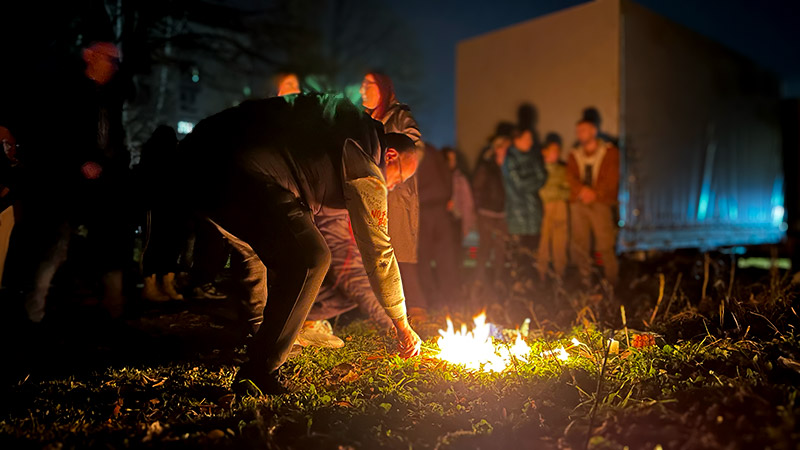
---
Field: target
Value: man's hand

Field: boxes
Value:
[393,315,422,358]
[579,187,597,204]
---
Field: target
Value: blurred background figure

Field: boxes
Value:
[361,71,428,311]
[0,126,20,284]
[472,134,510,288]
[443,147,475,244]
[5,40,132,323]
[417,143,460,307]
[135,125,184,302]
[567,118,620,286]
[503,127,546,261]
[274,72,301,97]
[537,133,570,281]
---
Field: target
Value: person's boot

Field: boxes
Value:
[233,365,287,397]
[294,320,344,348]
[142,274,170,302]
[192,282,227,300]
[161,272,184,301]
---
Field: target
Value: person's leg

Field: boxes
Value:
[24,222,71,323]
[551,201,569,279]
[309,215,391,329]
[433,208,462,305]
[212,224,268,334]
[590,203,619,285]
[192,219,230,289]
[537,203,554,277]
[334,224,393,329]
[416,207,437,300]
[212,185,331,378]
[0,206,15,284]
[491,217,509,285]
[475,216,492,283]
[570,203,593,283]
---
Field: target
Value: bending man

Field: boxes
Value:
[178,94,422,393]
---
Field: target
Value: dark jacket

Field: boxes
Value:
[472,147,505,215]
[181,94,409,319]
[382,103,423,264]
[417,148,452,210]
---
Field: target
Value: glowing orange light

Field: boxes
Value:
[435,312,531,372]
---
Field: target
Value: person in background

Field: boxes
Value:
[567,119,620,286]
[537,134,570,281]
[503,127,547,257]
[136,125,184,302]
[274,72,301,97]
[417,143,459,307]
[6,41,131,323]
[0,126,20,284]
[360,71,427,312]
[443,147,476,243]
[472,134,510,286]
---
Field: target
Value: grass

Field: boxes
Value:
[2,257,800,449]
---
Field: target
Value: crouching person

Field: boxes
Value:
[178,94,422,394]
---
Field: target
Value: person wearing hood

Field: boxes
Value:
[359,72,427,311]
[177,94,422,393]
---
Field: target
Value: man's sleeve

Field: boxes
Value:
[597,147,620,205]
[566,153,582,201]
[340,138,406,320]
[396,108,425,155]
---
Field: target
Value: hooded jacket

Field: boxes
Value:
[381,103,424,263]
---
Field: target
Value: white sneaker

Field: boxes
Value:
[295,320,344,349]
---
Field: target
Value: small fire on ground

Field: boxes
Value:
[435,312,583,372]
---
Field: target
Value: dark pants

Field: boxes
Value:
[418,206,460,306]
[142,208,185,276]
[192,218,231,285]
[476,214,508,285]
[207,184,330,374]
[5,218,70,323]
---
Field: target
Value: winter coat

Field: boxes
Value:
[381,103,424,264]
[502,147,546,235]
[566,140,620,205]
[417,149,452,210]
[472,148,505,215]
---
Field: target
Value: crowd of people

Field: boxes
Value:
[0,40,621,393]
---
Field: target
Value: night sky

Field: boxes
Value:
[390,0,800,148]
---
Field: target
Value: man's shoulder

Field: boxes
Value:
[603,142,620,158]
